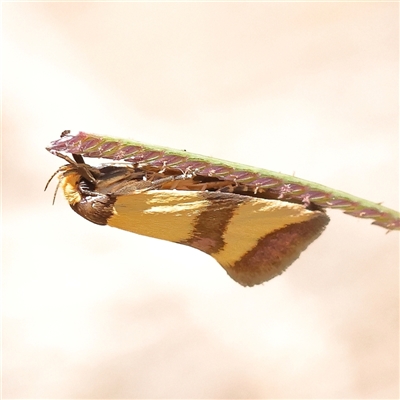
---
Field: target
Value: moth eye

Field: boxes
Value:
[79,178,95,192]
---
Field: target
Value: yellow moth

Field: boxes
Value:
[47,138,329,287]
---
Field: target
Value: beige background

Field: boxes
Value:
[3,3,399,399]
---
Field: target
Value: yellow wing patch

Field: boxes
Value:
[109,191,211,244]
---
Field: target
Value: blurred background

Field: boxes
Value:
[2,2,399,398]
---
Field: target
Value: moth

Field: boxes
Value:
[46,131,398,286]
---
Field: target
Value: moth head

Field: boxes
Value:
[45,151,100,206]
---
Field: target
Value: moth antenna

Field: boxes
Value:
[46,151,96,206]
[52,179,61,205]
[45,152,78,192]
[44,168,61,192]
[50,150,96,183]
[44,166,63,204]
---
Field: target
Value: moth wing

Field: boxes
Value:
[108,190,329,287]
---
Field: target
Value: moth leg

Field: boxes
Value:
[113,174,187,195]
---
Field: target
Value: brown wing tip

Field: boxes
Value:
[223,211,330,287]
